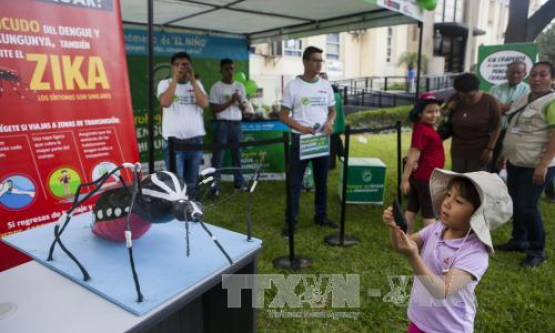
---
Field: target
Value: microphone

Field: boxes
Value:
[313,122,321,133]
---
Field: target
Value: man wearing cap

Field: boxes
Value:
[279,46,337,236]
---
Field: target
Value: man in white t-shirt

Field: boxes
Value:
[209,59,250,197]
[279,46,338,236]
[157,52,209,198]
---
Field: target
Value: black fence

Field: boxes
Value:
[334,73,459,112]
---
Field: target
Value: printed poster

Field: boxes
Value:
[0,0,139,270]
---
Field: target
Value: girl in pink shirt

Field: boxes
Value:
[383,169,513,333]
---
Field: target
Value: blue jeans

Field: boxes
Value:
[546,178,555,200]
[506,163,555,256]
[286,133,329,224]
[163,137,203,198]
[211,121,244,189]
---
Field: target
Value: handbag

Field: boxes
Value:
[436,115,454,140]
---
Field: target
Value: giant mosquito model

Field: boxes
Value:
[46,162,247,303]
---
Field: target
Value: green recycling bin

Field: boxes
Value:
[338,157,387,204]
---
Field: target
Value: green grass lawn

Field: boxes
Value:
[203,132,555,332]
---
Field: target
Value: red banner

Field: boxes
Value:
[0,0,139,270]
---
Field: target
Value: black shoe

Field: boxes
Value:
[521,255,546,268]
[314,217,339,229]
[496,241,528,252]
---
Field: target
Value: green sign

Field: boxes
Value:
[299,134,330,160]
[338,157,387,204]
[476,43,538,92]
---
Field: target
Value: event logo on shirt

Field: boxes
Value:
[176,90,196,105]
[301,96,328,108]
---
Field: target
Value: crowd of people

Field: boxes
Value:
[389,60,554,332]
[157,48,341,236]
[156,48,553,333]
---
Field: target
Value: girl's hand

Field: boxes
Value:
[401,180,411,195]
[382,207,397,229]
[393,229,419,257]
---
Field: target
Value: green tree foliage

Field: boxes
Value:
[397,52,428,74]
[536,24,555,64]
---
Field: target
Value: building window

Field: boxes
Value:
[326,33,340,60]
[386,27,393,63]
[454,0,464,22]
[488,0,496,24]
[434,0,444,22]
[284,39,302,57]
[434,0,465,23]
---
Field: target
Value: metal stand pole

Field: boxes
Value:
[325,126,359,246]
[273,132,312,269]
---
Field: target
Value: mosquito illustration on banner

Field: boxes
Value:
[0,66,38,101]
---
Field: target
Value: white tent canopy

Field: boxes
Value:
[120,0,422,44]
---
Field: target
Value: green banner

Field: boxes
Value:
[476,43,538,92]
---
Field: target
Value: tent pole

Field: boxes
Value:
[147,0,155,174]
[415,21,423,100]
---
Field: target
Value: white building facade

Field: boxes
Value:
[249,0,521,105]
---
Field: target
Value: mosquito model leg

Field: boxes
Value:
[184,213,191,257]
[47,213,91,281]
[197,220,233,265]
[125,166,144,303]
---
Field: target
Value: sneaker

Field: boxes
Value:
[496,241,528,252]
[314,217,339,229]
[521,254,546,268]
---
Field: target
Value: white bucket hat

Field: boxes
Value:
[429,169,513,253]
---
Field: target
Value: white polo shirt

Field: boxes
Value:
[209,81,247,121]
[157,79,206,140]
[281,76,335,133]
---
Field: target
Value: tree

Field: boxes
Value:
[536,24,555,64]
[398,52,428,73]
[505,0,555,43]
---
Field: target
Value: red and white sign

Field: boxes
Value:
[0,0,138,270]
